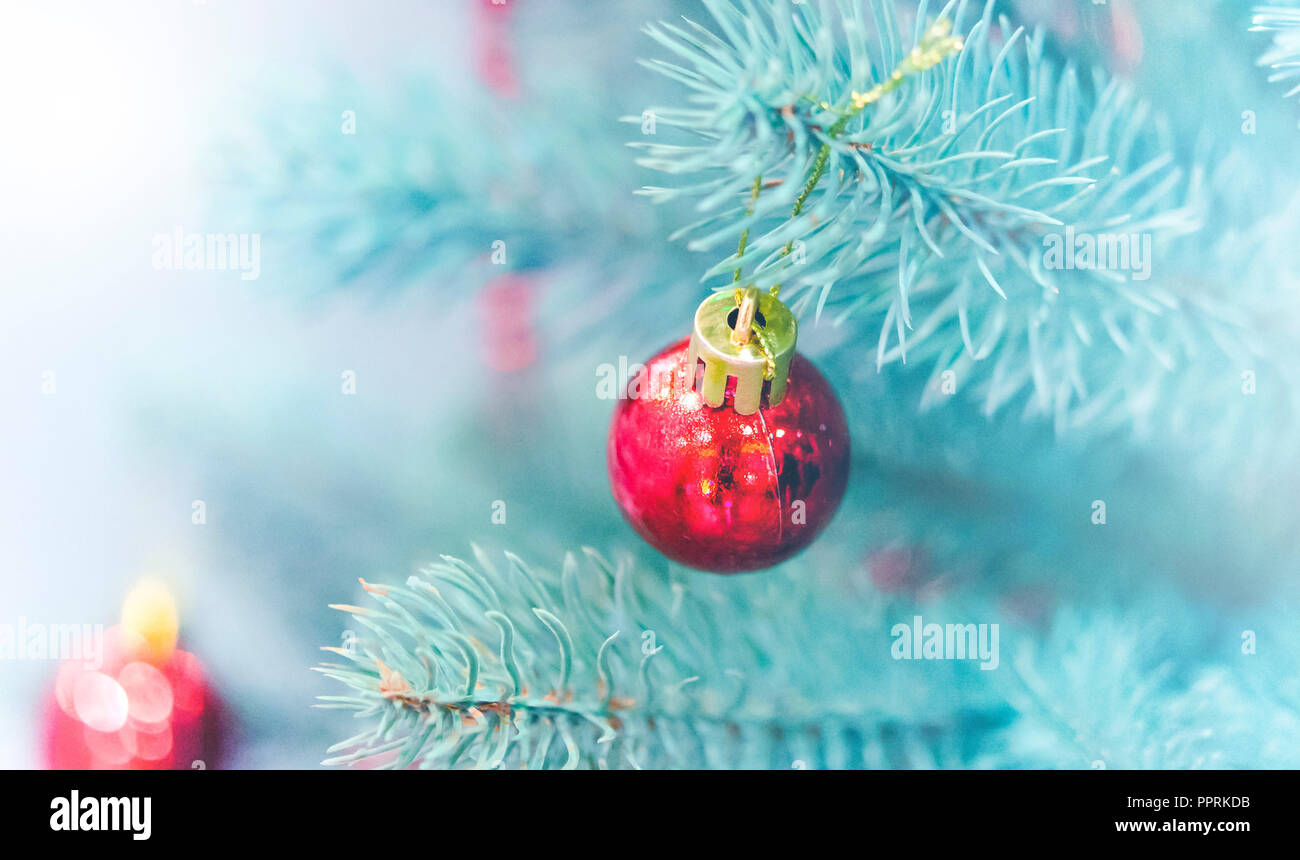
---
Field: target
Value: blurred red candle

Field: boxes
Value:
[42,580,226,769]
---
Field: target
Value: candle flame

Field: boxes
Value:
[121,579,179,664]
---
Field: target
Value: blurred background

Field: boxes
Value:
[2,0,1299,769]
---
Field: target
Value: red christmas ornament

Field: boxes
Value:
[41,581,226,770]
[474,0,520,99]
[608,291,849,573]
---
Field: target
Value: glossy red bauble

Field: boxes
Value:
[608,337,849,573]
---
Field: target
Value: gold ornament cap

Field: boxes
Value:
[687,290,797,415]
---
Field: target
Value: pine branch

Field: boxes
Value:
[315,547,1009,769]
[215,71,674,297]
[1001,600,1300,769]
[316,544,1300,769]
[634,0,1206,423]
[1253,4,1300,108]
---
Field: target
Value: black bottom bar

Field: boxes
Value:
[4,769,1281,846]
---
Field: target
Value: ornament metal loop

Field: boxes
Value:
[687,291,797,415]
